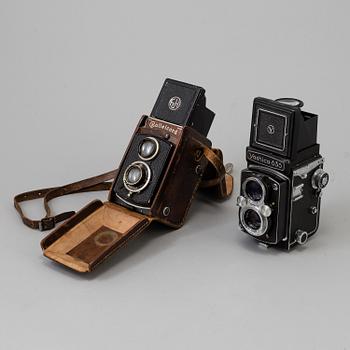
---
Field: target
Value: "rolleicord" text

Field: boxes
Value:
[147,119,181,136]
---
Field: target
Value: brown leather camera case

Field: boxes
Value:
[40,116,233,272]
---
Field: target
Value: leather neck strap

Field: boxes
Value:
[14,148,232,232]
[14,170,117,231]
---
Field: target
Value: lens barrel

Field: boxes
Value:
[123,161,151,193]
[244,209,262,231]
[139,137,159,161]
[243,177,265,203]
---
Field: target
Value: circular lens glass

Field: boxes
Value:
[244,209,262,231]
[245,179,264,202]
[139,138,159,160]
[125,165,143,185]
[123,161,152,193]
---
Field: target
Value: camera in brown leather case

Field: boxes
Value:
[40,79,233,272]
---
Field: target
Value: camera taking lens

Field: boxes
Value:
[240,205,268,237]
[123,161,151,192]
[244,209,261,230]
[125,165,143,185]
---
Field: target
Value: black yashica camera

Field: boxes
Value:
[237,97,329,249]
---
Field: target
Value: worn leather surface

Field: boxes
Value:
[14,170,117,231]
[200,148,234,200]
[41,201,152,273]
[14,147,232,229]
[14,142,233,273]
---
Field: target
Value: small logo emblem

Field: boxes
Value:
[267,124,275,135]
[168,96,182,111]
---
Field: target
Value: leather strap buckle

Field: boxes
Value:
[39,217,55,231]
[14,169,117,231]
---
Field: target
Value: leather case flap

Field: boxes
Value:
[41,200,152,272]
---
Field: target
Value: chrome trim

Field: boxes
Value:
[138,137,160,161]
[248,165,289,243]
[289,159,324,248]
[311,168,329,190]
[237,195,247,207]
[275,98,304,108]
[114,193,151,210]
[294,158,324,179]
[260,205,272,217]
[292,184,304,202]
[242,176,266,205]
[123,161,152,193]
[240,204,268,237]
[295,230,308,245]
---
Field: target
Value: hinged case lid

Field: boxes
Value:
[41,200,152,272]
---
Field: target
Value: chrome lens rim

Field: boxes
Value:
[240,205,268,237]
[242,176,266,205]
[124,164,143,186]
[123,161,151,193]
[138,137,160,161]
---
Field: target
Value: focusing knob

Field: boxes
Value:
[139,137,159,161]
[312,169,329,190]
[123,161,151,193]
[237,196,247,207]
[260,205,272,218]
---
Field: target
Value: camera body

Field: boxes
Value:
[237,97,329,249]
[109,78,216,228]
[37,78,232,273]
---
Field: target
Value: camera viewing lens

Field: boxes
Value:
[139,137,159,160]
[245,179,264,202]
[244,209,262,231]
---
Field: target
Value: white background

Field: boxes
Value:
[1,1,349,349]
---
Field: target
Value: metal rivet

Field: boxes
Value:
[195,165,202,175]
[310,206,318,215]
[195,149,202,161]
[163,207,170,216]
[272,184,278,191]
